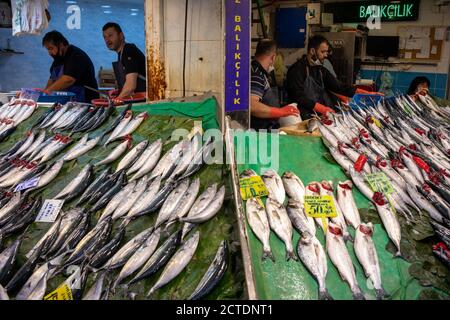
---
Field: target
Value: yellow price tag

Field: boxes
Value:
[372,117,382,128]
[239,176,269,201]
[44,284,73,301]
[366,172,394,195]
[304,195,338,232]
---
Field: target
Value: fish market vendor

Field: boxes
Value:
[407,76,430,102]
[251,40,300,130]
[42,31,99,103]
[286,35,380,120]
[102,22,146,100]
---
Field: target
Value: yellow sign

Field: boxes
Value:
[366,172,394,195]
[239,176,269,201]
[304,195,338,231]
[372,117,382,128]
[44,284,73,301]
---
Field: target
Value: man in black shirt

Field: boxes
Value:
[102,22,146,99]
[42,31,99,103]
[286,35,383,119]
[251,40,299,130]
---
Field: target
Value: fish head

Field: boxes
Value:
[299,235,313,246]
[328,224,343,237]
[282,171,294,179]
[320,181,333,192]
[287,199,302,209]
[372,192,387,206]
[307,182,320,194]
[359,223,374,237]
[338,181,353,190]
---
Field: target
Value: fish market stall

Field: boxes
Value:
[230,94,450,300]
[0,97,244,300]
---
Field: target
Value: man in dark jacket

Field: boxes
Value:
[286,35,377,119]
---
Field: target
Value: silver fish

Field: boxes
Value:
[98,181,137,222]
[286,199,316,237]
[95,139,130,167]
[181,186,225,224]
[155,179,190,228]
[265,197,296,261]
[149,141,184,181]
[354,223,388,300]
[125,178,162,220]
[147,231,200,297]
[112,176,149,220]
[0,284,8,300]
[104,110,134,146]
[126,139,162,176]
[297,235,332,300]
[246,198,274,261]
[262,169,286,204]
[82,272,107,300]
[62,135,101,162]
[31,160,64,191]
[54,165,93,200]
[115,140,149,173]
[115,112,148,140]
[326,223,365,300]
[282,171,306,204]
[166,178,201,226]
[336,181,362,229]
[114,228,161,287]
[129,140,163,181]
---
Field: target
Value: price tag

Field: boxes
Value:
[36,200,65,223]
[366,172,394,195]
[44,284,73,301]
[372,117,382,128]
[14,177,40,192]
[239,176,269,201]
[304,195,338,232]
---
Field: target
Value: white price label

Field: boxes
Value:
[36,200,65,223]
[14,177,40,192]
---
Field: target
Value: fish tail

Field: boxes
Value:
[146,287,156,298]
[352,289,366,300]
[319,289,334,300]
[375,287,389,300]
[286,250,298,262]
[394,251,405,260]
[262,250,275,263]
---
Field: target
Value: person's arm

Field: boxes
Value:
[322,67,356,97]
[45,79,55,90]
[46,75,76,92]
[251,95,299,119]
[117,73,138,99]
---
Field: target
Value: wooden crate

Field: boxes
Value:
[279,119,322,137]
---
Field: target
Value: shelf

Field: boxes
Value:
[361,60,439,66]
[0,49,24,55]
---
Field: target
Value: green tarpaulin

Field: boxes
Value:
[235,132,449,300]
[133,97,220,132]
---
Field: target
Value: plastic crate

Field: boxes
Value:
[37,91,76,104]
[350,93,383,109]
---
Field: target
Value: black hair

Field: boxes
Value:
[407,76,431,95]
[307,35,329,51]
[102,22,123,34]
[255,40,277,58]
[42,31,69,47]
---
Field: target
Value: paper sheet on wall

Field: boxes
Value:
[405,38,422,50]
[399,38,406,49]
[431,45,438,55]
[435,28,445,41]
[416,39,430,59]
[404,52,412,59]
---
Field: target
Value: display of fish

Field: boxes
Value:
[181,186,225,224]
[305,182,328,232]
[82,272,107,300]
[336,181,362,229]
[103,110,134,146]
[262,169,286,204]
[245,198,274,262]
[126,139,162,176]
[354,223,388,300]
[297,235,332,300]
[62,134,101,162]
[147,231,199,297]
[129,139,163,181]
[155,179,190,228]
[89,227,127,269]
[115,112,149,141]
[95,138,132,167]
[76,167,111,206]
[149,140,184,181]
[326,223,365,300]
[265,197,296,261]
[166,178,200,226]
[112,176,148,220]
[0,237,22,285]
[188,240,228,300]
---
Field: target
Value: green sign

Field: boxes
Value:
[324,1,420,23]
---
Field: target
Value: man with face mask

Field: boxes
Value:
[251,40,300,130]
[286,35,378,119]
[43,31,98,103]
[102,22,146,100]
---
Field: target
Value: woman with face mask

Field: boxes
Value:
[250,40,300,130]
[286,35,380,120]
[407,76,431,102]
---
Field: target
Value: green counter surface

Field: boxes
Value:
[235,132,449,300]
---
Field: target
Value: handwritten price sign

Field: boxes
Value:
[304,195,338,231]
[239,176,269,201]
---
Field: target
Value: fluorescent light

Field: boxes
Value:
[103,10,112,14]
[101,5,111,8]
[66,1,77,3]
[131,9,139,11]
[131,13,138,16]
